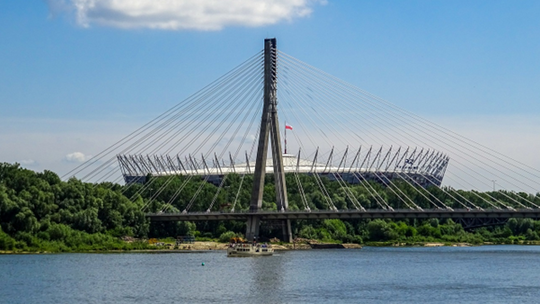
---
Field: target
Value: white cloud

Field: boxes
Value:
[47,0,324,30]
[64,152,89,163]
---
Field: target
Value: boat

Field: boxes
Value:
[227,237,274,257]
[227,243,274,257]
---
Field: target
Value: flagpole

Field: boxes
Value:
[284,121,287,154]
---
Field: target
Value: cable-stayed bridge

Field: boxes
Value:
[65,39,540,242]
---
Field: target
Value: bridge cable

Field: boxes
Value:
[278,51,536,209]
[278,51,540,205]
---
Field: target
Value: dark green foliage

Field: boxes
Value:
[367,220,399,241]
[218,231,240,243]
[2,162,540,251]
[0,163,149,252]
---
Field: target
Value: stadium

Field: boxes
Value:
[117,146,449,189]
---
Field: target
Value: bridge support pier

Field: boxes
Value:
[246,38,293,243]
[247,218,292,243]
[246,216,260,242]
[282,219,292,243]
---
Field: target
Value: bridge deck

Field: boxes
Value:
[146,209,540,221]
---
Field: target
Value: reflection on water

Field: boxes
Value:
[247,253,285,302]
[2,246,540,304]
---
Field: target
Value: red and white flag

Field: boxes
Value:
[285,124,293,130]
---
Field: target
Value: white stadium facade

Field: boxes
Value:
[117,146,449,189]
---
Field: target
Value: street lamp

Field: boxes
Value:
[491,180,497,191]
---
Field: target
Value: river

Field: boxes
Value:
[1,245,540,303]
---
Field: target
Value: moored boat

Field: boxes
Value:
[227,240,273,257]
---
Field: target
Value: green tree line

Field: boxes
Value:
[2,162,540,252]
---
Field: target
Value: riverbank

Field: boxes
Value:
[4,240,540,254]
[160,241,466,251]
[135,241,362,251]
[126,242,363,252]
[0,241,360,254]
[144,240,540,252]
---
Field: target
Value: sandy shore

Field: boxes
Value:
[11,241,537,254]
[153,241,363,251]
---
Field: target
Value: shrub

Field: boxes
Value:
[218,231,237,243]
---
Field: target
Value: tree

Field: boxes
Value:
[323,219,348,241]
[367,220,398,241]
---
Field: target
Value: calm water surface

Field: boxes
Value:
[1,246,540,304]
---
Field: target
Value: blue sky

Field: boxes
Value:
[1,0,539,178]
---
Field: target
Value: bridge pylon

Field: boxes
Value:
[246,38,292,243]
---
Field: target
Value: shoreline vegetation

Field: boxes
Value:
[3,240,540,255]
[2,162,540,254]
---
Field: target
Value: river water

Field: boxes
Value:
[1,245,540,304]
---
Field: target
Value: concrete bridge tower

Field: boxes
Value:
[245,38,293,243]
